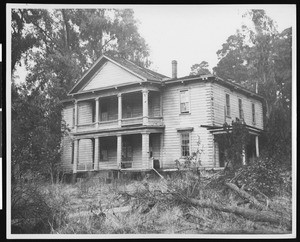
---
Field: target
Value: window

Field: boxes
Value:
[122,140,133,161]
[238,98,243,119]
[100,149,108,161]
[181,133,190,157]
[225,94,230,117]
[252,103,256,124]
[71,142,74,164]
[180,90,190,113]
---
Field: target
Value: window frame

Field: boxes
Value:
[238,98,243,120]
[179,89,190,114]
[180,132,191,157]
[225,93,231,117]
[252,102,256,125]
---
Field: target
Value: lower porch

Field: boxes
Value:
[72,133,162,173]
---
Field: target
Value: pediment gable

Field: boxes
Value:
[81,61,144,92]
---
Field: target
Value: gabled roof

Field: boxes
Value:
[163,73,265,102]
[68,54,169,95]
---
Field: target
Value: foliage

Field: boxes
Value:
[11,8,151,182]
[190,61,211,75]
[11,182,70,234]
[214,119,250,170]
[233,155,285,197]
[213,10,292,163]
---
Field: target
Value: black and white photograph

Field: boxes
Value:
[7,4,296,238]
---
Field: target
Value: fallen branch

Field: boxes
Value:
[225,182,266,211]
[185,197,291,228]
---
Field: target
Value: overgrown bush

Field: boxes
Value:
[234,155,285,197]
[11,182,70,234]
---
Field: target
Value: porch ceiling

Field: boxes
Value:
[201,124,263,135]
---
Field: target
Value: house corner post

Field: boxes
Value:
[142,132,150,169]
[94,137,99,171]
[117,135,122,169]
[117,93,122,127]
[142,89,149,125]
[95,97,99,129]
[255,135,259,157]
[74,100,78,132]
[72,139,79,183]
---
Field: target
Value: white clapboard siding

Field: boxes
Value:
[212,83,263,129]
[162,82,214,168]
[82,61,143,91]
[78,101,93,125]
[149,93,161,117]
[131,135,143,169]
[150,133,161,160]
[62,104,74,129]
[78,139,93,169]
[61,136,73,172]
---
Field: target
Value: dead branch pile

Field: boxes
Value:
[117,170,292,231]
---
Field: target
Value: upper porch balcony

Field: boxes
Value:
[73,89,163,133]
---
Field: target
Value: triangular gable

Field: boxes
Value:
[81,61,144,92]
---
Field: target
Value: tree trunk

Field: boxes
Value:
[185,197,291,228]
[225,182,266,211]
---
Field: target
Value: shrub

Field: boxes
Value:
[11,182,70,234]
[234,155,284,197]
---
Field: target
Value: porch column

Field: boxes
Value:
[255,135,260,157]
[142,133,150,169]
[74,100,78,132]
[94,137,99,170]
[160,93,163,117]
[117,135,122,169]
[142,89,149,125]
[118,93,122,127]
[95,97,99,128]
[242,146,246,165]
[73,139,79,173]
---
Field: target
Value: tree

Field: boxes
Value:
[11,8,151,182]
[213,10,292,163]
[189,61,211,75]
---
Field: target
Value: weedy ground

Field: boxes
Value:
[37,171,292,235]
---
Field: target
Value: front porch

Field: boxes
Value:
[72,132,163,173]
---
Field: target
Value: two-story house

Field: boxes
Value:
[61,55,264,176]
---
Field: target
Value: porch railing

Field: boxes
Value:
[148,117,163,126]
[75,116,163,133]
[121,117,143,126]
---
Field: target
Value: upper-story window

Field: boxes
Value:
[225,93,231,117]
[180,90,190,113]
[238,98,243,120]
[252,103,256,124]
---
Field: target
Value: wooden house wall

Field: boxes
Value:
[78,139,93,169]
[212,83,264,129]
[149,92,161,117]
[161,82,215,168]
[62,103,74,129]
[61,136,73,172]
[78,101,93,125]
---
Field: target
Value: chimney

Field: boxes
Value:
[172,60,177,79]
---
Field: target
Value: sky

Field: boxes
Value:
[132,4,296,78]
[11,4,296,82]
